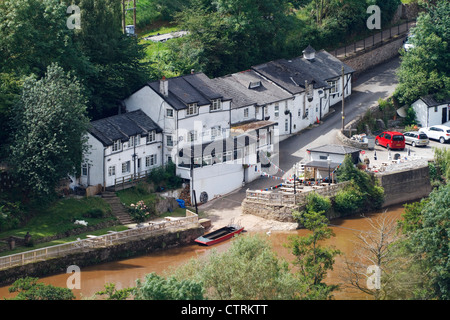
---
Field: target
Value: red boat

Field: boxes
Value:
[194,224,244,246]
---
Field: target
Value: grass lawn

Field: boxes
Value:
[0,196,115,244]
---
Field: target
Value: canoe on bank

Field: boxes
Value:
[194,224,244,246]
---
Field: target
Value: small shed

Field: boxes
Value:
[304,144,361,182]
[412,95,450,127]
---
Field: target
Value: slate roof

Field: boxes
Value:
[252,48,355,95]
[89,109,162,146]
[212,70,293,109]
[147,72,232,110]
[420,95,450,107]
[307,144,361,155]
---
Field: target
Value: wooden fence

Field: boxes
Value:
[0,210,199,271]
[245,181,351,206]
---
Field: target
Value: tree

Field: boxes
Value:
[171,234,304,300]
[94,282,134,300]
[409,184,450,299]
[134,273,204,300]
[288,210,341,299]
[341,212,403,300]
[9,63,89,198]
[394,1,450,106]
[170,0,295,77]
[8,277,75,300]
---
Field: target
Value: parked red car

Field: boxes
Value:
[375,131,405,150]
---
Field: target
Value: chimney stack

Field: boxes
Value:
[302,45,316,61]
[160,76,169,97]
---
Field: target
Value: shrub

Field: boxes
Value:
[334,185,364,216]
[82,208,105,219]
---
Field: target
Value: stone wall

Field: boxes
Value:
[0,225,204,287]
[375,164,432,208]
[343,35,406,78]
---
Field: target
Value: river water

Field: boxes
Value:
[0,204,405,300]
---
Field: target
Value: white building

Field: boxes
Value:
[412,95,450,127]
[80,109,163,188]
[252,46,354,131]
[123,72,277,203]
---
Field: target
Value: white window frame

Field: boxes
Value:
[211,126,221,139]
[274,104,279,118]
[187,130,197,142]
[122,161,130,174]
[186,103,198,116]
[244,108,249,118]
[166,108,174,118]
[210,99,222,111]
[328,80,340,95]
[146,154,157,167]
[146,131,156,144]
[108,166,116,177]
[166,135,174,147]
[112,140,121,152]
[82,164,88,176]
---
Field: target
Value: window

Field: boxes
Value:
[146,154,157,167]
[187,103,198,116]
[285,119,289,132]
[108,166,115,176]
[112,140,121,152]
[274,104,279,118]
[187,130,197,142]
[328,80,340,95]
[82,164,88,176]
[298,108,302,117]
[166,135,173,147]
[166,108,174,118]
[244,108,249,118]
[147,131,156,143]
[210,99,222,111]
[129,135,140,147]
[211,126,221,138]
[122,161,130,174]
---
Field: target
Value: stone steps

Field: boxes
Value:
[101,192,134,225]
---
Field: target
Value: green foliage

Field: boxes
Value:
[288,210,341,299]
[335,155,384,213]
[409,184,450,299]
[398,198,429,234]
[394,1,450,105]
[433,147,450,184]
[333,184,365,215]
[9,63,89,198]
[171,234,303,299]
[293,192,331,222]
[403,106,418,126]
[95,282,134,300]
[8,277,75,300]
[128,200,154,223]
[134,272,204,300]
[147,161,183,191]
[0,200,24,232]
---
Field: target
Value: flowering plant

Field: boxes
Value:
[128,200,152,223]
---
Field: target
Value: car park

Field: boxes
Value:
[403,131,429,147]
[419,125,450,144]
[375,131,405,150]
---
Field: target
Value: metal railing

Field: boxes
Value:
[245,181,351,206]
[0,210,199,271]
[331,20,415,59]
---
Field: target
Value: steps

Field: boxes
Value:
[101,191,134,225]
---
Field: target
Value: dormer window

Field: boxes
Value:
[112,140,121,152]
[210,99,222,111]
[187,103,198,116]
[146,131,156,143]
[129,135,140,147]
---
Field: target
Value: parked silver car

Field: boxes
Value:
[403,131,429,147]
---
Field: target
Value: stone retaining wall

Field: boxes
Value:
[0,225,204,287]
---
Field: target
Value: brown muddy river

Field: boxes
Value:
[0,204,405,300]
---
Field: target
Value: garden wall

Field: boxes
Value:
[0,225,204,287]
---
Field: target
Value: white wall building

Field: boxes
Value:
[412,95,450,128]
[80,110,163,188]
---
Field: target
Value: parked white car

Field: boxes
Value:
[419,125,450,144]
[403,34,415,52]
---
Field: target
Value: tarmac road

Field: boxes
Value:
[200,56,402,217]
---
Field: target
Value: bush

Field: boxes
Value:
[334,185,364,216]
[305,192,331,215]
[148,161,183,191]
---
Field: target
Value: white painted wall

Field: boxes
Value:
[412,99,450,127]
[80,134,104,187]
